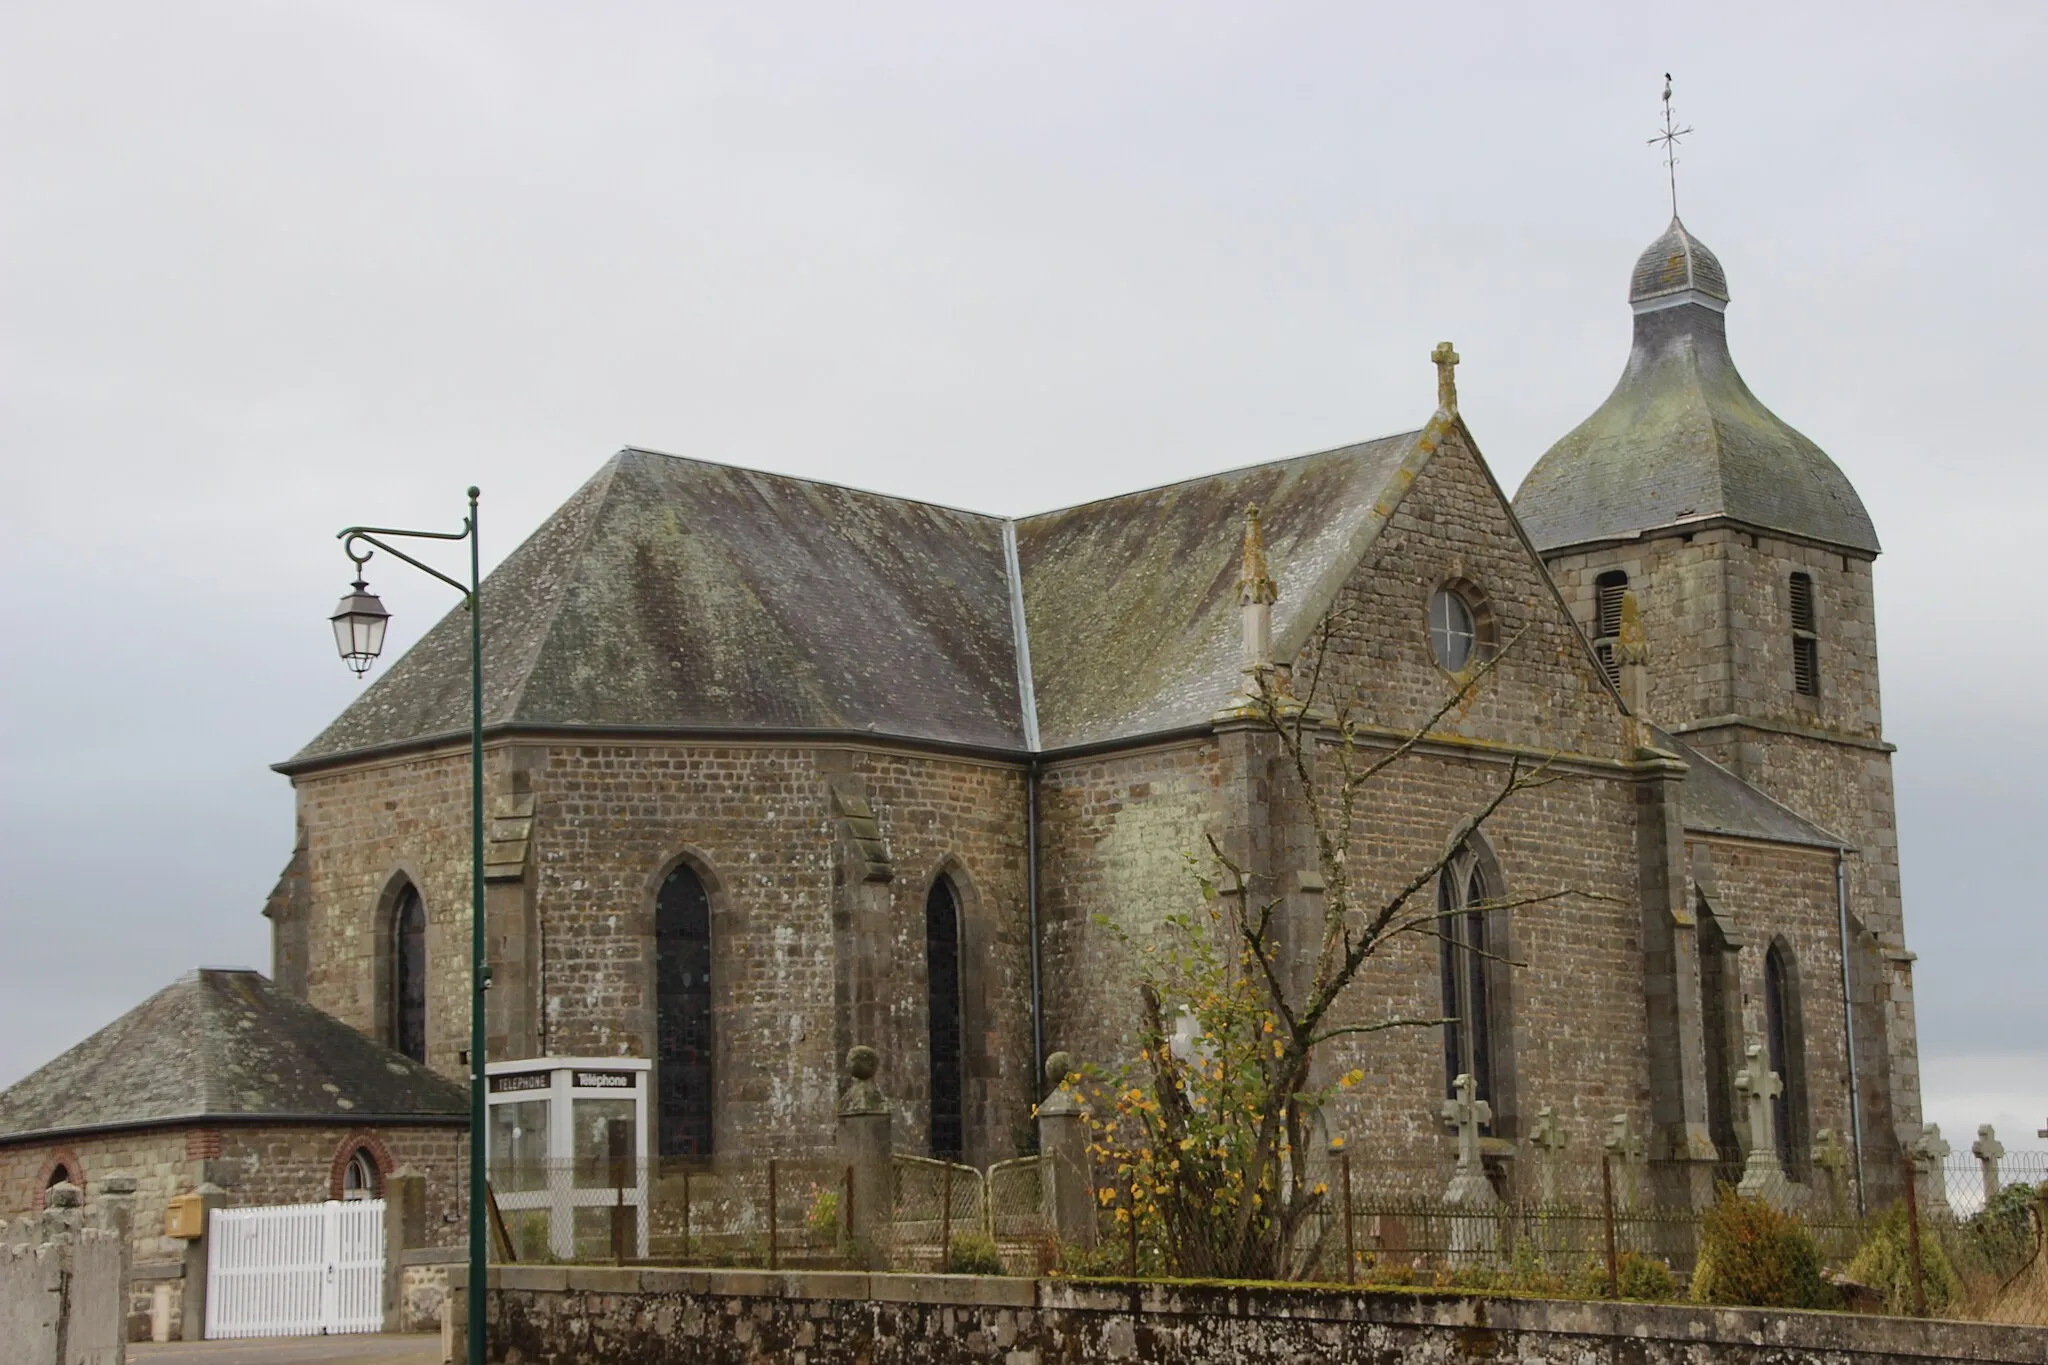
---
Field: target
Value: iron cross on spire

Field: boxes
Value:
[1648,73,1694,216]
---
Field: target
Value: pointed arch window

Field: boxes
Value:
[392,884,427,1065]
[1437,849,1499,1125]
[1762,940,1809,1175]
[656,864,715,1158]
[925,877,965,1163]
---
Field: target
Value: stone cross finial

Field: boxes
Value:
[1432,342,1460,412]
[1972,1124,2005,1206]
[1530,1105,1569,1206]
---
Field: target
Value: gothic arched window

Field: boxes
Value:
[925,877,965,1163]
[1763,940,1809,1174]
[1437,849,1498,1126]
[656,864,715,1158]
[392,884,427,1065]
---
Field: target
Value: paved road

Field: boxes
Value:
[130,1336,442,1365]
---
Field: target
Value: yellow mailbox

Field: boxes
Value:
[164,1193,205,1240]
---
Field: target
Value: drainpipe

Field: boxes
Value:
[1836,849,1866,1216]
[1028,762,1044,1094]
[1003,518,1046,1101]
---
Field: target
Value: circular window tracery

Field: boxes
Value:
[1428,588,1479,672]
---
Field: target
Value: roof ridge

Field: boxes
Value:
[1015,430,1425,524]
[619,445,1006,523]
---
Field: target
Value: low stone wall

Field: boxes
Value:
[479,1266,2047,1365]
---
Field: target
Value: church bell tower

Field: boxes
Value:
[1513,215,1923,1168]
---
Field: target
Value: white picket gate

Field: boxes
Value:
[205,1199,384,1339]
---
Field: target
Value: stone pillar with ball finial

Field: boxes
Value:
[1037,1051,1097,1249]
[837,1044,893,1267]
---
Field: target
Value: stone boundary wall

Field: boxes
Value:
[1,1226,124,1365]
[478,1266,2048,1365]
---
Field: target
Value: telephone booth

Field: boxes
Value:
[484,1057,651,1260]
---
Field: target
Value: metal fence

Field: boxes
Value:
[479,1146,2047,1323]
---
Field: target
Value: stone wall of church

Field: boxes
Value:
[289,739,1037,1169]
[292,740,506,1076]
[1308,429,1632,765]
[1298,428,1650,1173]
[1315,747,1648,1180]
[1035,739,1223,1082]
[1686,836,1856,1182]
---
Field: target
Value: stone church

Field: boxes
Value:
[265,216,1921,1204]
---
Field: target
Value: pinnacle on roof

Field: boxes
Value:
[1512,219,1877,555]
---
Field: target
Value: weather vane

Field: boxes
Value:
[1648,73,1693,217]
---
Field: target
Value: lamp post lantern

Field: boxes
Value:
[329,488,487,1365]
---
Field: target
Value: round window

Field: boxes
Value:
[1428,589,1478,672]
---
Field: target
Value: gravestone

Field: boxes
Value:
[1910,1124,1953,1218]
[1811,1128,1850,1219]
[1529,1105,1568,1207]
[1733,1043,1793,1208]
[1604,1114,1646,1211]
[1439,1073,1497,1260]
[1971,1124,2005,1207]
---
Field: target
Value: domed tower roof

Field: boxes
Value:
[1629,218,1728,306]
[1513,218,1877,555]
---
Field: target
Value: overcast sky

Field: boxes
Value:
[3,2,2041,1146]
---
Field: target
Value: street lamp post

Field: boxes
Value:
[330,487,487,1365]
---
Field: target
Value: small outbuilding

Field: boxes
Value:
[0,967,467,1340]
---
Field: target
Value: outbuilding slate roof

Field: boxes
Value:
[0,969,467,1144]
[288,433,1432,765]
[1513,219,1878,556]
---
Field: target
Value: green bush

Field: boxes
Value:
[805,1186,840,1243]
[1568,1250,1679,1301]
[1961,1182,2040,1281]
[946,1231,1008,1275]
[1846,1202,1961,1316]
[1691,1189,1836,1309]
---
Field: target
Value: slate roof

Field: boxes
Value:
[1658,729,1850,850]
[288,433,1434,765]
[293,449,1029,762]
[1018,433,1423,750]
[1513,219,1879,556]
[0,970,467,1144]
[1629,218,1728,305]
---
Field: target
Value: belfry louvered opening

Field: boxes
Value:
[1592,570,1627,689]
[1790,572,1819,698]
